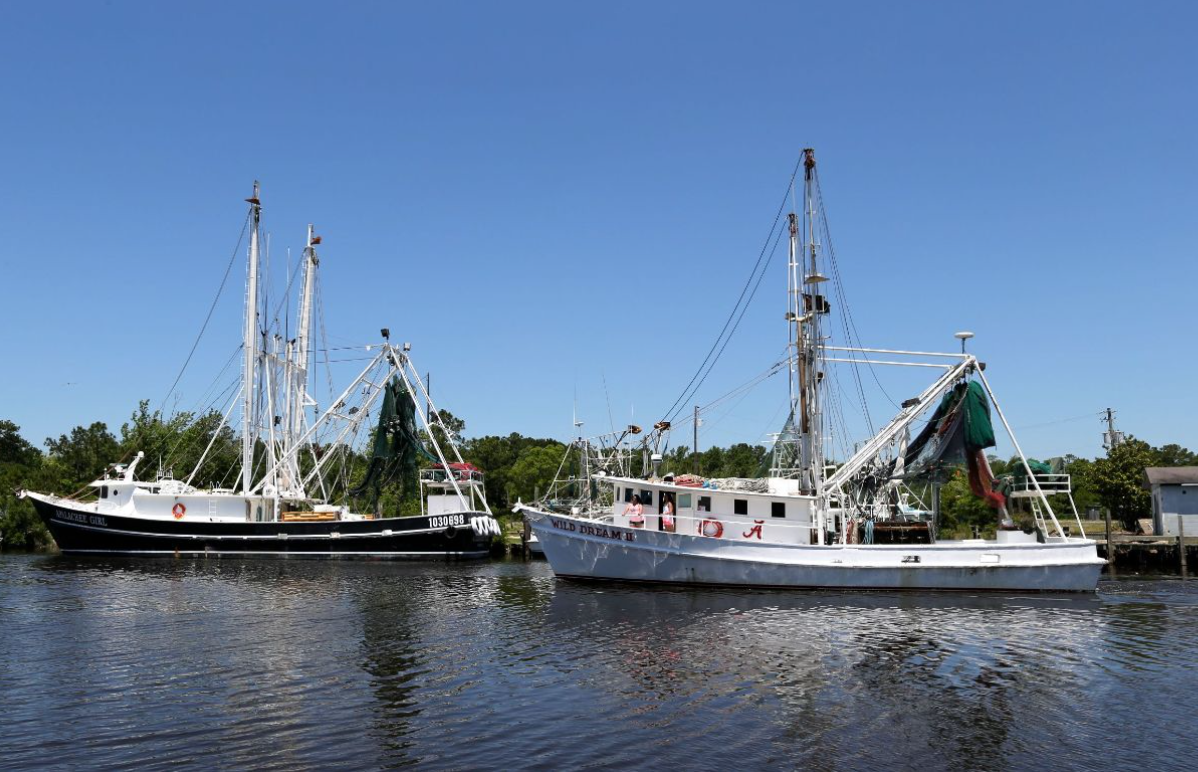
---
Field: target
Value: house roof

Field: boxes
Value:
[1143,467,1198,487]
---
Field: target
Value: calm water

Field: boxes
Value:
[0,555,1194,771]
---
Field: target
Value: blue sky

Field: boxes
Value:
[1,1,1194,461]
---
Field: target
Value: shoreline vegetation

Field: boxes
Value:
[2,408,1194,552]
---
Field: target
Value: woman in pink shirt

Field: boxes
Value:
[623,494,645,527]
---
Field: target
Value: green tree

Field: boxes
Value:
[1153,443,1198,467]
[0,420,53,550]
[508,443,568,502]
[464,433,564,509]
[1,420,41,466]
[663,445,692,475]
[938,470,998,536]
[1091,438,1156,529]
[44,422,120,485]
[697,446,725,476]
[426,409,466,457]
[1061,455,1099,512]
[117,401,239,485]
[721,443,768,477]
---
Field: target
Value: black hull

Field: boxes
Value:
[31,498,492,559]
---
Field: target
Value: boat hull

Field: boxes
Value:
[524,508,1104,592]
[30,495,493,559]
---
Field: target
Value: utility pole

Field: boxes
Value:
[693,405,700,474]
[1102,408,1124,453]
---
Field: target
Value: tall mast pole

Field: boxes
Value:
[787,210,801,426]
[242,182,262,495]
[291,225,319,456]
[800,149,827,501]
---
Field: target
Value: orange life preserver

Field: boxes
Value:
[699,519,723,538]
[172,502,186,519]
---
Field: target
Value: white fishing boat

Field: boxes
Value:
[517,150,1102,591]
[21,183,499,558]
[523,418,643,559]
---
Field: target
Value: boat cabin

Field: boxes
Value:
[420,462,487,516]
[607,475,817,545]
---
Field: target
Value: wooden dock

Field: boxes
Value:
[1084,511,1191,576]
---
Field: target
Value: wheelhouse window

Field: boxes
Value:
[623,487,634,503]
[101,486,108,499]
[734,499,748,516]
[772,502,785,518]
[698,496,711,513]
[678,493,692,509]
[640,490,654,506]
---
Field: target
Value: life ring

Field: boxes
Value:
[172,502,186,520]
[699,519,723,538]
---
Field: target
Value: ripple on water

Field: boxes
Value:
[1,558,1196,771]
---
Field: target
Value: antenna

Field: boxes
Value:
[954,331,975,353]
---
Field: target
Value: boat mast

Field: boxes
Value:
[798,148,827,499]
[787,208,800,437]
[287,225,319,489]
[773,180,804,483]
[241,182,262,495]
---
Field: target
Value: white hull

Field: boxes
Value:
[523,508,1104,592]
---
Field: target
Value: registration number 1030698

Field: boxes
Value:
[429,514,466,528]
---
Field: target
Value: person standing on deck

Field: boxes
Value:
[661,494,675,532]
[624,494,645,528]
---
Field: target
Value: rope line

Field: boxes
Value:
[658,156,804,425]
[156,208,251,415]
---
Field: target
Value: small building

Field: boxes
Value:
[1144,467,1198,536]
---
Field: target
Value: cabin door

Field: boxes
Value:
[246,498,271,522]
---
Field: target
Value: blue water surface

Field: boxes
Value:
[0,555,1193,771]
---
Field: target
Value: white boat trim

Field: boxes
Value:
[521,507,1103,592]
[41,519,469,541]
[59,549,492,558]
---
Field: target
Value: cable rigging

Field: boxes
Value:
[155,209,250,415]
[657,156,804,426]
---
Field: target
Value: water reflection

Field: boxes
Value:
[528,586,1111,769]
[1,556,1195,771]
[358,586,423,766]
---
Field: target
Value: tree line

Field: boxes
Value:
[1,403,1193,550]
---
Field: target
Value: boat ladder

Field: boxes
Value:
[1029,498,1050,536]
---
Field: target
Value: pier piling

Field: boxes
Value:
[1180,517,1187,579]
[1105,509,1114,576]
